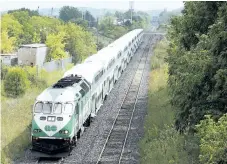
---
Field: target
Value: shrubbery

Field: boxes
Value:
[23,66,48,88]
[1,64,9,80]
[196,114,227,164]
[4,67,29,97]
[167,2,227,162]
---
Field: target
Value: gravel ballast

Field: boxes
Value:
[16,33,161,164]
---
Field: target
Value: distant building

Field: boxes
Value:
[0,53,18,66]
[17,44,48,67]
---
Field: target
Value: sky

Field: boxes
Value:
[0,0,184,12]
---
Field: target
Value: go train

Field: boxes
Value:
[31,29,144,156]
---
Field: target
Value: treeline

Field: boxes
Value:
[168,2,227,163]
[97,10,150,40]
[1,7,97,63]
[59,6,96,28]
[1,7,150,62]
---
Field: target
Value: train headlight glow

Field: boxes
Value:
[59,130,69,134]
[64,130,69,134]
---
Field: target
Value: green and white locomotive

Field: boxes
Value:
[31,29,144,156]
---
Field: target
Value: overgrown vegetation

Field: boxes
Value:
[196,114,227,163]
[168,2,227,132]
[3,67,29,97]
[140,39,199,164]
[166,1,227,163]
[141,2,227,163]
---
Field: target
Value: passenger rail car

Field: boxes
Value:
[31,29,144,156]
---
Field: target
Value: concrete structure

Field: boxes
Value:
[0,53,18,66]
[43,57,72,72]
[17,44,48,66]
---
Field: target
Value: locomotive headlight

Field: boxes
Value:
[59,130,69,134]
[64,130,69,134]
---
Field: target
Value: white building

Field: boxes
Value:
[17,44,48,66]
[0,53,18,66]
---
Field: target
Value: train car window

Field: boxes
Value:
[108,59,115,69]
[76,103,79,114]
[43,102,52,114]
[80,82,89,93]
[79,89,86,97]
[92,94,96,100]
[54,103,62,114]
[95,70,104,83]
[34,102,42,113]
[64,103,73,114]
[95,75,99,82]
[117,52,122,58]
[81,101,83,110]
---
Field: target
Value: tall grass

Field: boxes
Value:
[1,66,70,163]
[140,39,199,164]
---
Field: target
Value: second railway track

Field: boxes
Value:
[96,35,153,164]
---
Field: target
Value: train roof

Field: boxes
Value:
[36,86,81,102]
[63,62,103,84]
[85,52,115,68]
[110,29,142,50]
[85,29,143,66]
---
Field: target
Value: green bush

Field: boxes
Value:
[1,64,9,80]
[151,39,168,70]
[196,114,227,164]
[4,67,29,97]
[23,66,48,88]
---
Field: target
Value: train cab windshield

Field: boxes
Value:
[34,102,73,114]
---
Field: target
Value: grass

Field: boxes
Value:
[139,39,199,164]
[1,66,72,163]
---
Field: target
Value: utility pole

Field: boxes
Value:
[51,7,53,17]
[96,18,99,51]
[89,12,91,28]
[37,6,39,15]
[129,1,134,24]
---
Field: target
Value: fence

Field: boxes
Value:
[43,57,72,72]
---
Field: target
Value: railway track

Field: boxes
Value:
[29,34,160,164]
[96,35,153,164]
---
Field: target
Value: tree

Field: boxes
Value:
[64,23,97,63]
[8,8,39,17]
[1,30,16,53]
[29,16,62,43]
[1,14,23,48]
[196,114,227,164]
[4,67,29,97]
[10,11,35,44]
[45,32,67,61]
[115,11,124,21]
[59,6,81,22]
[167,1,227,132]
[84,11,96,27]
[73,18,88,29]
